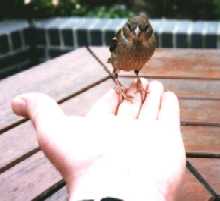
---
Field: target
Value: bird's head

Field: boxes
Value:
[122,14,153,44]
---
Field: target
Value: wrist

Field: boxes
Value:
[67,156,176,201]
[67,161,168,201]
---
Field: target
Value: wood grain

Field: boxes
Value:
[1,47,220,201]
[180,99,220,125]
[0,80,220,200]
[44,187,67,201]
[89,47,220,79]
[0,79,113,172]
[176,170,212,201]
[0,152,62,201]
[148,78,220,100]
[119,77,220,100]
[0,48,108,131]
[183,126,220,155]
[1,79,220,174]
[188,158,220,196]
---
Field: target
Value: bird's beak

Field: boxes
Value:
[134,26,140,36]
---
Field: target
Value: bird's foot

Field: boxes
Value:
[133,79,148,103]
[115,85,133,103]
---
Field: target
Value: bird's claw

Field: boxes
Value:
[115,86,133,103]
[132,79,148,103]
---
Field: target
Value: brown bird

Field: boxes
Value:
[108,14,156,102]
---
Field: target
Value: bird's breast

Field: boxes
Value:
[112,45,154,71]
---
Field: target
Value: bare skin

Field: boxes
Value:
[11,79,186,201]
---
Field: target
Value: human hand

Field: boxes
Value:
[11,79,186,201]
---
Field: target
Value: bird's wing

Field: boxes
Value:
[109,29,121,53]
[108,30,120,63]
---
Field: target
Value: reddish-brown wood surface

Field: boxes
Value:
[188,158,220,195]
[183,126,220,154]
[0,47,219,201]
[90,47,220,79]
[0,152,62,201]
[0,48,108,131]
[1,80,220,176]
[176,170,212,201]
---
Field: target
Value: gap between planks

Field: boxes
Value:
[34,47,220,201]
[187,160,218,198]
[88,47,220,81]
[1,47,220,200]
[121,75,220,81]
[0,77,110,175]
[0,76,110,135]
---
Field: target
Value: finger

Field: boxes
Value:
[139,80,164,120]
[11,92,64,131]
[12,93,76,184]
[87,89,119,117]
[158,91,180,127]
[117,79,148,119]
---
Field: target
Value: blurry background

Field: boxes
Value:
[0,0,220,79]
[0,0,220,19]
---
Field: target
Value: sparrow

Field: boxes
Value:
[108,14,156,102]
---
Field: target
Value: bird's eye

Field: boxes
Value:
[143,24,149,32]
[127,23,133,31]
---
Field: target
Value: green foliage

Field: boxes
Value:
[129,0,219,19]
[0,0,219,19]
[54,0,88,16]
[4,0,133,18]
[87,4,134,18]
[213,0,220,18]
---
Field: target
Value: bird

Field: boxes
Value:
[108,14,156,103]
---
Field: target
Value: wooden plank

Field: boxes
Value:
[89,47,220,79]
[1,79,220,174]
[0,153,213,201]
[0,151,62,201]
[120,77,220,100]
[2,125,220,179]
[150,79,220,100]
[61,78,114,116]
[44,187,68,201]
[180,99,220,125]
[188,158,220,196]
[176,170,212,201]
[0,80,115,200]
[183,126,220,155]
[0,48,108,131]
[1,79,220,199]
[0,79,113,173]
[1,153,213,201]
[0,122,38,172]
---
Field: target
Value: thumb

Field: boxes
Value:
[11,92,64,130]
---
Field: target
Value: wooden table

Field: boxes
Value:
[0,47,220,201]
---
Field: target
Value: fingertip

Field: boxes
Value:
[163,91,179,108]
[149,80,164,92]
[159,91,180,124]
[140,78,148,88]
[11,95,28,117]
[12,92,64,129]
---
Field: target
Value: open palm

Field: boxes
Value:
[12,79,186,201]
